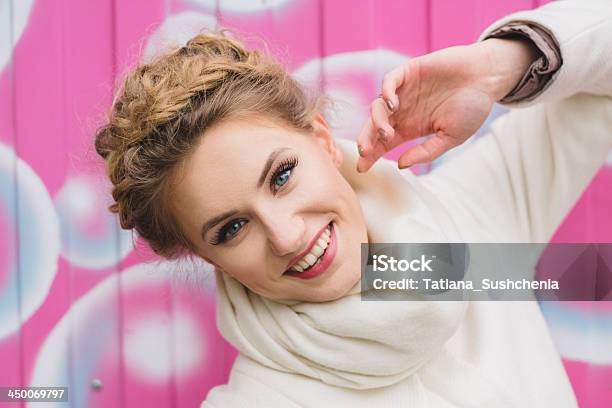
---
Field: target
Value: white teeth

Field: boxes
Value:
[304,254,318,266]
[311,244,325,257]
[316,238,327,249]
[289,223,333,273]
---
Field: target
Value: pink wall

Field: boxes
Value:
[0,0,610,406]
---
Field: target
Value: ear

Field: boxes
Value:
[311,113,343,168]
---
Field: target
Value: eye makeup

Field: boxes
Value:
[208,154,300,245]
[269,156,299,193]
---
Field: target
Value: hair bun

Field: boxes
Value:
[181,31,251,63]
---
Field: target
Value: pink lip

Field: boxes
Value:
[284,222,336,280]
[286,222,331,270]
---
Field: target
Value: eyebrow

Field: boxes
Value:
[200,147,290,240]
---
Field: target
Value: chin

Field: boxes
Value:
[306,271,360,302]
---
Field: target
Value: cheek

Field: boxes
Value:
[303,162,346,198]
[227,263,270,294]
[218,244,269,285]
[318,174,356,213]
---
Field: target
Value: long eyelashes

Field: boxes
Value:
[269,156,299,193]
[210,155,299,245]
[211,219,247,245]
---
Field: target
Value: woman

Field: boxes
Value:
[95,1,611,406]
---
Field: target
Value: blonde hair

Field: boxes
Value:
[95,31,323,258]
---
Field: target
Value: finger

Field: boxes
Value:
[356,117,390,172]
[397,131,457,168]
[356,103,394,160]
[356,116,376,158]
[370,97,395,140]
[380,65,406,111]
[362,135,392,172]
[357,118,404,173]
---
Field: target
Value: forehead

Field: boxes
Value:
[199,118,300,162]
[172,118,309,211]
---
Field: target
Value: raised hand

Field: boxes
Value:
[356,38,540,172]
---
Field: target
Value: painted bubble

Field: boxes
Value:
[0,0,35,72]
[28,259,217,408]
[293,49,410,143]
[143,11,218,63]
[186,0,294,13]
[541,302,612,365]
[53,175,133,269]
[0,142,60,340]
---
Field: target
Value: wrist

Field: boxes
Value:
[476,37,541,102]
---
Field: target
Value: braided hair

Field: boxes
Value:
[94,31,322,258]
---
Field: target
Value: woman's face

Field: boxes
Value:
[171,114,368,302]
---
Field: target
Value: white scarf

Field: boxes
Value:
[213,138,516,404]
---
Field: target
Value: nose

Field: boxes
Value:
[259,210,305,258]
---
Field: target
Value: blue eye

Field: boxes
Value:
[269,156,298,193]
[274,169,291,188]
[214,219,247,244]
[211,155,299,246]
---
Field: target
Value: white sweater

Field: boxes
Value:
[203,2,612,407]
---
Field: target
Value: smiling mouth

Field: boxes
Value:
[283,221,336,279]
[286,223,331,273]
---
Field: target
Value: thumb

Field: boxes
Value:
[397,131,453,168]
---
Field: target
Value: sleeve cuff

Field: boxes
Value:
[484,22,562,104]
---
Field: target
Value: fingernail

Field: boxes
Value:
[356,162,362,173]
[398,162,411,170]
[385,98,395,111]
[358,144,365,157]
[377,128,387,140]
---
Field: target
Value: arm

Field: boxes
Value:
[480,0,612,103]
[421,0,612,242]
